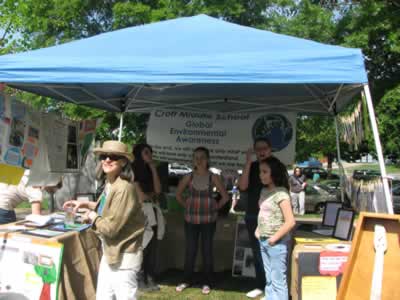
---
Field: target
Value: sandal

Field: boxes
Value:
[176,283,189,292]
[201,285,211,295]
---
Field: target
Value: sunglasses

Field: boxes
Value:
[99,154,124,161]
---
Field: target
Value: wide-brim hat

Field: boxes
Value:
[93,140,134,162]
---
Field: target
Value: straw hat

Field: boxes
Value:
[93,140,134,162]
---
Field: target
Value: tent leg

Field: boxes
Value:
[118,113,124,141]
[363,84,393,214]
[334,117,345,203]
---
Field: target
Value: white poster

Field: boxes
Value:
[0,234,63,300]
[147,110,296,170]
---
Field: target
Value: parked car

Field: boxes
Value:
[304,183,338,213]
[300,167,339,180]
[296,157,323,168]
[168,163,192,177]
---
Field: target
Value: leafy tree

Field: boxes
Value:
[376,84,400,163]
[1,0,398,156]
[296,115,337,169]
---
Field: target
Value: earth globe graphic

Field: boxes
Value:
[252,114,293,152]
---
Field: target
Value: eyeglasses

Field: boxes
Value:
[99,154,124,161]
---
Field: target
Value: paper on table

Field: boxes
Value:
[302,276,336,300]
[25,214,53,227]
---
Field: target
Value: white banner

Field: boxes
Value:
[147,110,297,170]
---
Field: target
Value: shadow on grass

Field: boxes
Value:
[139,269,258,300]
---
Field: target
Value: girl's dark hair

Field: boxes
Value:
[193,146,210,169]
[253,137,272,148]
[95,158,134,183]
[131,143,154,193]
[260,156,289,190]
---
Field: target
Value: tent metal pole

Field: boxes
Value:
[118,113,124,141]
[363,84,393,214]
[334,116,345,203]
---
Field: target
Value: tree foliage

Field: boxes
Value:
[376,84,400,160]
[0,0,399,159]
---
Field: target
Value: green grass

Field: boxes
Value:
[138,270,256,300]
[16,198,49,210]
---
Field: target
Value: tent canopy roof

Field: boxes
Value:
[0,14,367,113]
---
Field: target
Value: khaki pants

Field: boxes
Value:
[96,251,143,300]
[290,192,305,215]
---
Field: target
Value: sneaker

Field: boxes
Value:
[246,288,263,298]
[201,285,211,295]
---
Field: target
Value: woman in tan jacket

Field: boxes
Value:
[64,140,145,300]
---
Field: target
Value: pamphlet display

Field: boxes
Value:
[0,233,63,299]
[232,218,256,278]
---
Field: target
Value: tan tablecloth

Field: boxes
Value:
[52,229,101,300]
[155,212,237,274]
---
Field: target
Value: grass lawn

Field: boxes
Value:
[138,270,258,300]
[341,163,400,174]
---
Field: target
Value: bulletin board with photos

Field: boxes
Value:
[232,218,256,278]
[0,91,99,179]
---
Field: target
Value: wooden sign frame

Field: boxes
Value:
[337,212,400,300]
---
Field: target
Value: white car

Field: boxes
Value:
[168,164,192,176]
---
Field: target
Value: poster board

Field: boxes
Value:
[0,233,64,299]
[232,218,256,278]
[0,91,99,184]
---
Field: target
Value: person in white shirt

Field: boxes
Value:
[0,170,58,225]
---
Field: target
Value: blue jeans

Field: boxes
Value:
[0,208,17,225]
[259,236,289,300]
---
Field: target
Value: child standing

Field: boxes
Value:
[175,147,229,295]
[255,157,296,300]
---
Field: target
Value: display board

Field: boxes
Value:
[147,110,296,169]
[232,218,256,278]
[0,91,99,183]
[0,233,63,299]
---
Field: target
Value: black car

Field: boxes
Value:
[300,167,339,180]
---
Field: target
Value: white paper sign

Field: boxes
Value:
[0,234,63,300]
[147,110,296,170]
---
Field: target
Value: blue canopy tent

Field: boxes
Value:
[0,14,392,212]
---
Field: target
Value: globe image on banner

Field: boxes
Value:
[252,114,293,152]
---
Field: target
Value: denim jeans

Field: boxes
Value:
[0,208,17,225]
[183,221,216,286]
[259,236,289,300]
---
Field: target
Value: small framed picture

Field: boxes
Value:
[322,201,343,227]
[333,208,355,240]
